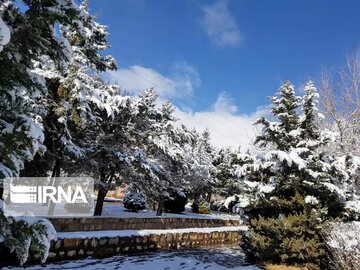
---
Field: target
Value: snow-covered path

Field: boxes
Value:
[5,248,260,270]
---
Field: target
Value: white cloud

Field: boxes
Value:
[213,91,238,113]
[201,0,242,47]
[108,61,201,99]
[109,62,263,150]
[174,93,266,150]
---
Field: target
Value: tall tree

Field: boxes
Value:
[318,50,360,156]
[21,0,118,180]
[238,81,356,268]
[0,0,87,198]
[254,81,300,151]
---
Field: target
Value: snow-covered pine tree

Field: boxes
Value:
[300,81,321,141]
[240,81,353,268]
[69,89,190,216]
[21,0,120,180]
[0,0,84,198]
[254,80,300,151]
[212,148,239,197]
[182,129,216,201]
[297,81,359,217]
[0,1,116,263]
[128,91,198,216]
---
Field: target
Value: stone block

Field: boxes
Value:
[108,237,119,245]
[63,238,79,248]
[99,238,108,245]
[104,248,115,255]
[53,239,62,250]
[67,250,76,257]
[189,233,198,240]
[47,252,57,259]
[91,238,98,247]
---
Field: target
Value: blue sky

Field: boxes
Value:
[90,0,360,148]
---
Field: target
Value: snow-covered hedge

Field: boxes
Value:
[0,201,56,265]
[322,221,360,270]
[123,190,147,212]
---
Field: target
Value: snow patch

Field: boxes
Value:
[0,16,10,52]
[305,195,319,205]
[56,226,248,239]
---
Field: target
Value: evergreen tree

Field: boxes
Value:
[182,129,216,202]
[239,81,353,268]
[0,0,91,198]
[68,89,192,216]
[20,0,118,180]
[300,81,321,140]
[254,81,300,151]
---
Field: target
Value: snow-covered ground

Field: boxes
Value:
[3,202,240,220]
[56,226,248,239]
[5,248,260,270]
[102,204,241,220]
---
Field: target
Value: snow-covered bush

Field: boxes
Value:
[210,200,227,212]
[164,190,188,213]
[0,202,56,265]
[224,194,250,215]
[322,222,360,270]
[344,200,360,221]
[123,190,147,212]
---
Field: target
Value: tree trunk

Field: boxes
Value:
[94,189,107,216]
[156,195,164,216]
[207,191,212,203]
[94,171,115,216]
[47,159,61,216]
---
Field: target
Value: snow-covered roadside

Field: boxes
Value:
[56,226,248,239]
[3,248,260,270]
[102,204,241,220]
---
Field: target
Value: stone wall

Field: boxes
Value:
[49,217,241,232]
[30,230,244,263]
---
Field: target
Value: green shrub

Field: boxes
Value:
[243,210,325,268]
[198,201,210,214]
[192,197,210,214]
